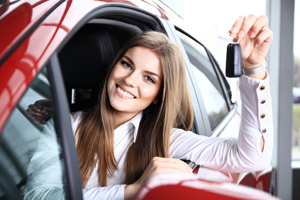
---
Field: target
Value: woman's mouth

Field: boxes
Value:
[116,85,136,99]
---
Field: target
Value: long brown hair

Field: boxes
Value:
[75,31,193,187]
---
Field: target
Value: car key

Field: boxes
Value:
[226,43,242,77]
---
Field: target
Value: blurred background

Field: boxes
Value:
[160,0,299,199]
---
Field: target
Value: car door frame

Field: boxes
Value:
[46,53,83,200]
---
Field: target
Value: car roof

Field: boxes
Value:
[0,0,185,61]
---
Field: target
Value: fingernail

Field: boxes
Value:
[231,27,238,33]
[249,31,256,38]
[238,30,244,37]
[35,113,42,117]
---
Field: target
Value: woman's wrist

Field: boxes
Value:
[243,60,267,80]
[244,69,267,80]
[243,60,266,75]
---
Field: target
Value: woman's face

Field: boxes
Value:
[107,46,163,118]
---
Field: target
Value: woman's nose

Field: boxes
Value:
[124,71,138,87]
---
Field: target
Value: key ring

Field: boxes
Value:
[227,32,240,44]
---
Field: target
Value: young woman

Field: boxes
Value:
[25,15,273,200]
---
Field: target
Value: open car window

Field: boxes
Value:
[177,31,229,132]
[0,67,68,200]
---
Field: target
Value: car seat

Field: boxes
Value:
[58,24,121,112]
[58,19,144,112]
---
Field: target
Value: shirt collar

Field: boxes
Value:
[114,111,143,143]
[130,111,143,143]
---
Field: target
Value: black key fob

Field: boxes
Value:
[226,43,242,77]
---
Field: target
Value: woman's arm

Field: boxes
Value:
[228,15,273,152]
[168,15,273,173]
[169,75,273,173]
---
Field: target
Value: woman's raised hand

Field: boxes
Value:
[26,99,54,124]
[125,157,192,200]
[229,15,273,72]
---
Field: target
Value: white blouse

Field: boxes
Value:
[25,73,273,200]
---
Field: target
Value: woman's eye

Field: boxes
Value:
[145,76,154,83]
[122,61,132,69]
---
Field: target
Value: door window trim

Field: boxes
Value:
[47,53,83,200]
[175,26,238,136]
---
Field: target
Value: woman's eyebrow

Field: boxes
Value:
[123,55,135,66]
[145,70,161,80]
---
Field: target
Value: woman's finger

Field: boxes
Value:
[33,102,43,112]
[151,157,192,173]
[151,157,191,171]
[229,16,245,37]
[248,15,268,39]
[26,108,36,118]
[135,157,193,189]
[253,28,273,47]
[27,105,42,116]
[237,15,258,38]
[165,158,192,172]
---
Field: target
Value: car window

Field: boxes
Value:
[178,31,229,131]
[0,67,67,200]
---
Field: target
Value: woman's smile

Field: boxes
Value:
[107,46,162,118]
[116,84,136,99]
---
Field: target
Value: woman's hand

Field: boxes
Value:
[229,15,273,79]
[26,99,54,124]
[124,157,192,200]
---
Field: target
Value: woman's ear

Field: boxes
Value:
[153,98,159,105]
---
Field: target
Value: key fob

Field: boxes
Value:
[226,43,242,77]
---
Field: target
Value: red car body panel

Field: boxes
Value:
[0,0,63,60]
[0,0,274,198]
[133,173,278,200]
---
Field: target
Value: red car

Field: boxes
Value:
[0,0,277,199]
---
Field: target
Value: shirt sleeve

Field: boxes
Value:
[82,185,125,200]
[24,119,66,200]
[169,71,273,173]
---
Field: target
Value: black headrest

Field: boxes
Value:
[59,24,120,111]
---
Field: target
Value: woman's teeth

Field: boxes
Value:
[117,86,135,98]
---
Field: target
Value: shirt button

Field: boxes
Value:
[260,114,266,119]
[260,85,265,90]
[262,128,267,134]
[261,99,266,104]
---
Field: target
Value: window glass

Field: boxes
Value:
[0,67,67,199]
[178,31,228,130]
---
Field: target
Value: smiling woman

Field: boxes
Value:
[24,16,273,200]
[107,46,163,126]
[74,31,194,192]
